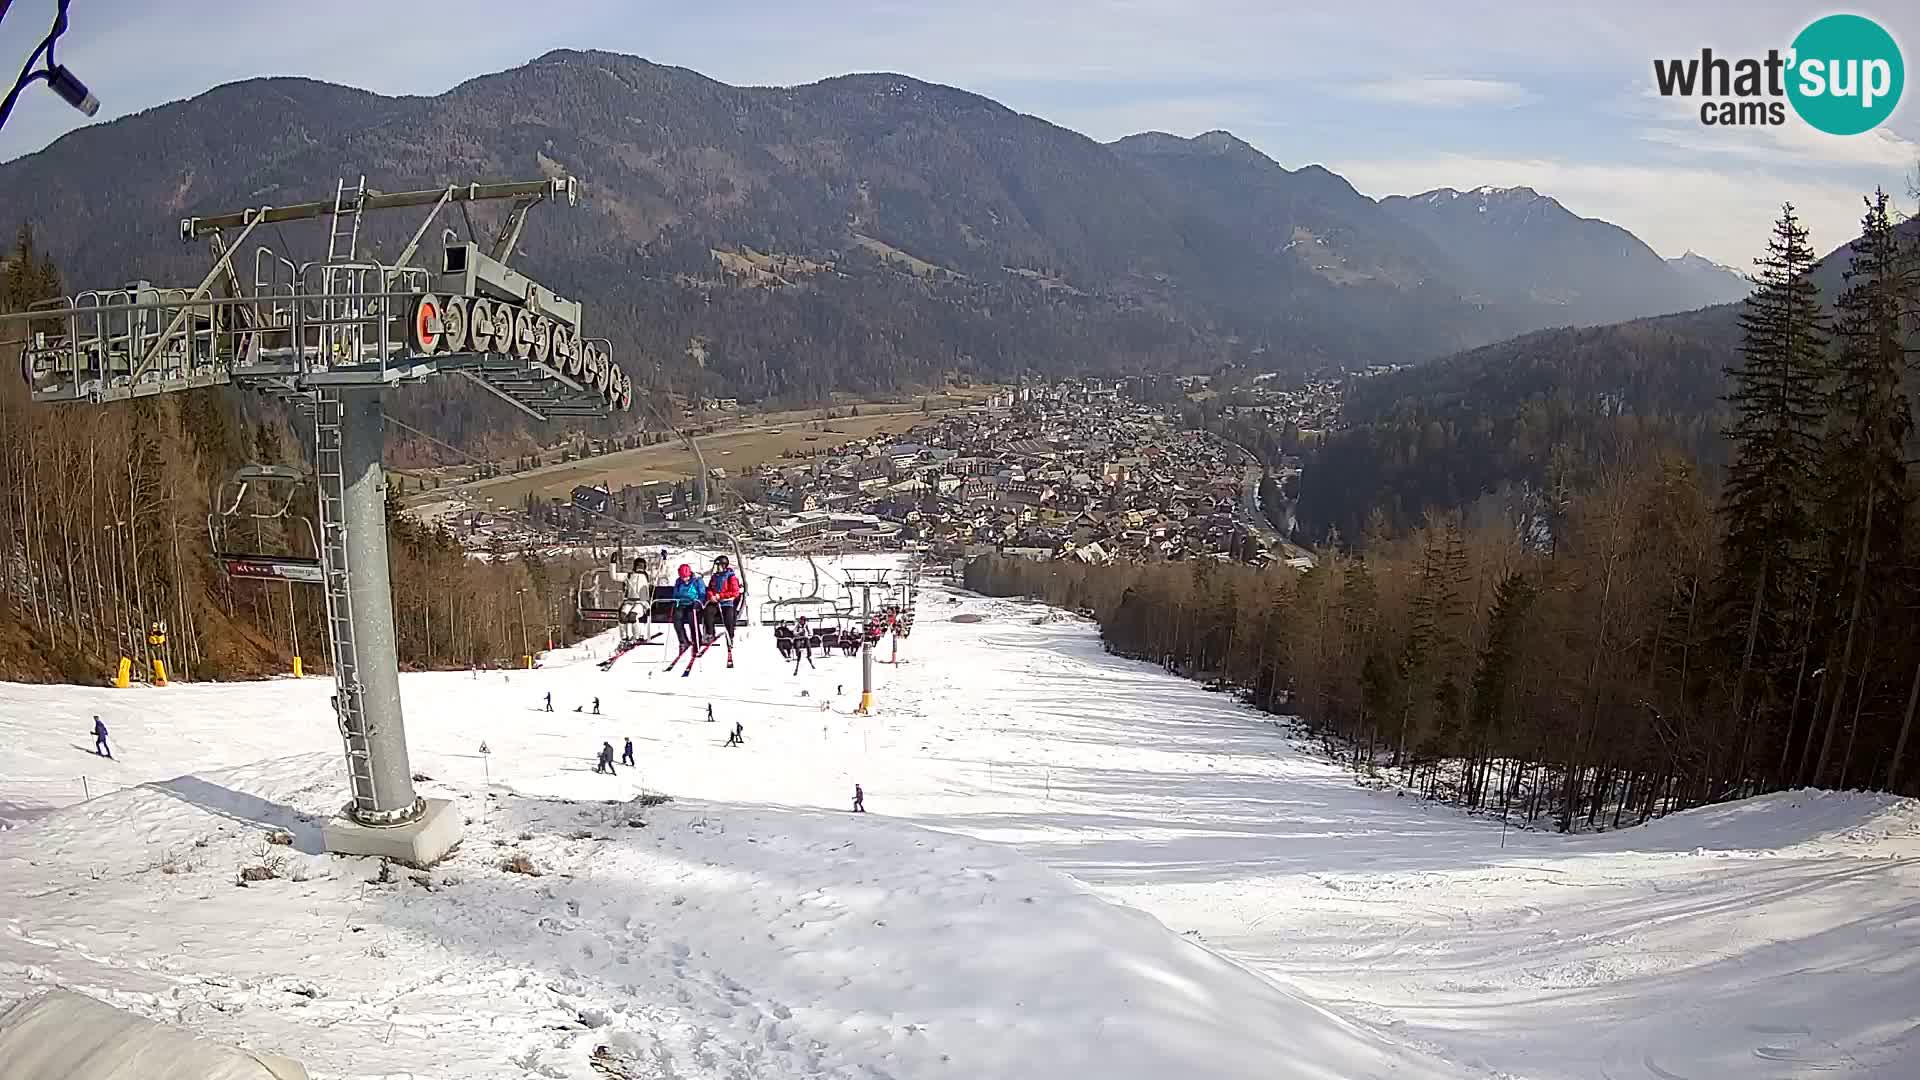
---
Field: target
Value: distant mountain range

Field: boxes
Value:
[0,51,1752,410]
[1378,186,1750,323]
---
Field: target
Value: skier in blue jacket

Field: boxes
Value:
[670,563,709,652]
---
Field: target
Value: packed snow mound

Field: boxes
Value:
[0,755,1460,1079]
[0,990,309,1080]
[1584,787,1920,856]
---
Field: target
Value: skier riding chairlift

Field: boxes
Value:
[704,554,746,668]
[670,564,709,654]
[618,556,652,645]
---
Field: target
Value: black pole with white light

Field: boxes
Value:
[0,0,98,134]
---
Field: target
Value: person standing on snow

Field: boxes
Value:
[669,564,709,653]
[92,715,111,758]
[593,697,601,715]
[852,783,865,813]
[707,702,715,723]
[596,741,617,774]
[621,737,635,767]
[544,692,553,713]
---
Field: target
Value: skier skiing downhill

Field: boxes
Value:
[704,555,746,668]
[668,564,710,677]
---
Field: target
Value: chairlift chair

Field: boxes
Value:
[575,567,623,625]
[760,553,853,625]
[206,464,324,586]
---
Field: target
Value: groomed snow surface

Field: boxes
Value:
[3,556,1917,1079]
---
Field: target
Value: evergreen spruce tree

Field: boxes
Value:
[1810,191,1912,784]
[1469,571,1537,806]
[1717,204,1829,747]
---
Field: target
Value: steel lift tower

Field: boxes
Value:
[5,175,632,864]
[842,566,893,714]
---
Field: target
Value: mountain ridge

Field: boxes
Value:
[0,51,1748,414]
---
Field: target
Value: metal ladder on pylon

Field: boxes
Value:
[326,176,366,262]
[315,390,379,811]
[322,177,367,369]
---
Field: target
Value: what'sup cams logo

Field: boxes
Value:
[1654,13,1903,134]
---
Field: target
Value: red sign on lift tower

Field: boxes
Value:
[221,557,324,585]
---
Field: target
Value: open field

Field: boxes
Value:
[414,389,999,507]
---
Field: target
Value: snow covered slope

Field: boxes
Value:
[3,560,1917,1078]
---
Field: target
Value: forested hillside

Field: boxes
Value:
[1296,217,1920,544]
[981,197,1920,826]
[1297,306,1742,542]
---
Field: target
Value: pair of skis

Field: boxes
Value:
[665,633,733,677]
[597,639,646,671]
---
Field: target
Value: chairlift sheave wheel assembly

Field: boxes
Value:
[552,329,579,375]
[409,293,444,355]
[440,296,470,354]
[468,297,497,353]
[529,315,553,365]
[510,308,535,359]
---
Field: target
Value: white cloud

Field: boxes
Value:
[1334,153,1883,266]
[1640,117,1920,170]
[1347,78,1538,109]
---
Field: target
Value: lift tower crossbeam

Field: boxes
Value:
[179,178,577,239]
[4,173,626,867]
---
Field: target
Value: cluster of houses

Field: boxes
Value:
[437,376,1334,573]
[1216,375,1345,434]
[547,379,1300,566]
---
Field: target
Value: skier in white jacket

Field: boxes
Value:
[618,557,652,644]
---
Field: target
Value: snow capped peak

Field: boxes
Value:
[1409,184,1543,206]
[1468,184,1541,201]
[1672,250,1734,271]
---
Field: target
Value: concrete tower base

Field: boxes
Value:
[322,798,463,867]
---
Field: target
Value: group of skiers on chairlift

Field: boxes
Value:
[772,612,895,661]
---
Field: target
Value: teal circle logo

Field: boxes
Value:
[1787,14,1903,135]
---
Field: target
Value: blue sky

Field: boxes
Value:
[2,0,1915,266]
